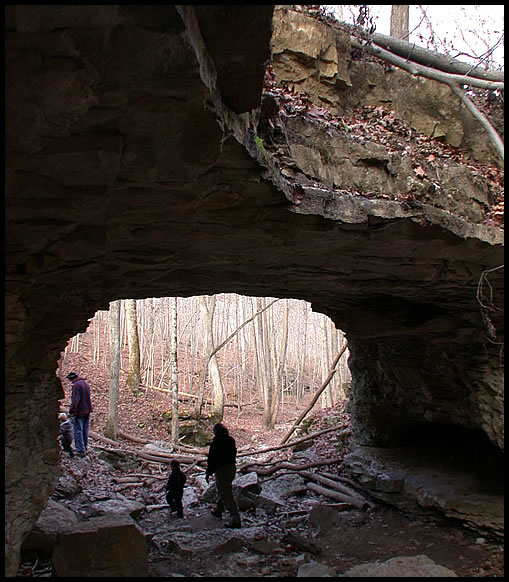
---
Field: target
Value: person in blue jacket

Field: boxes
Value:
[67,372,93,457]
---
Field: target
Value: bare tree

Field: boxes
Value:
[169,296,179,444]
[125,299,141,396]
[106,299,121,440]
[390,5,409,40]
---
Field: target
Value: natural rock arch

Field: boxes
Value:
[5,5,503,575]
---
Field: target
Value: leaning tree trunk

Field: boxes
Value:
[125,298,141,396]
[106,299,121,440]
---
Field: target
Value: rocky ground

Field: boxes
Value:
[17,354,504,577]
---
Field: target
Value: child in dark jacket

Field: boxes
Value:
[166,460,187,518]
[58,412,74,458]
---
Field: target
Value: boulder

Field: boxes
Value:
[340,554,458,577]
[297,560,336,577]
[51,514,148,577]
[52,472,82,499]
[89,498,145,518]
[21,500,78,553]
[260,473,307,503]
[236,491,284,515]
[200,471,261,503]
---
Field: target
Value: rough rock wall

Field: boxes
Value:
[271,5,501,166]
[5,4,503,574]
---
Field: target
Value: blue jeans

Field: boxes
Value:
[73,414,90,453]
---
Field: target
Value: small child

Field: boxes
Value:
[165,460,187,518]
[58,412,74,458]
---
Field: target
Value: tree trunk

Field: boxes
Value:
[369,30,504,82]
[106,299,121,440]
[351,36,504,91]
[195,295,225,421]
[296,301,308,405]
[169,296,179,445]
[125,299,141,396]
[257,297,276,430]
[390,5,409,40]
[274,299,288,424]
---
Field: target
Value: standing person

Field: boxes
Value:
[206,423,241,528]
[67,372,93,457]
[165,460,187,518]
[58,412,74,458]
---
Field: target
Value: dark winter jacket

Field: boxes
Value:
[166,468,187,494]
[69,377,93,416]
[60,419,73,445]
[206,434,237,478]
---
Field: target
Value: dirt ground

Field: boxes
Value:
[16,353,504,576]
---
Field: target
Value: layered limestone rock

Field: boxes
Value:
[271,5,501,165]
[5,5,503,574]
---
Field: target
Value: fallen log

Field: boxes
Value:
[114,482,145,489]
[306,482,372,510]
[112,474,166,484]
[89,430,120,447]
[298,470,372,508]
[245,457,343,477]
[146,504,169,512]
[118,430,149,445]
[136,450,206,465]
[119,430,207,455]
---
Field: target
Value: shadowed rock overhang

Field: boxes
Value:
[5,4,504,575]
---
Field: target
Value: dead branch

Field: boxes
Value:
[245,457,343,477]
[280,342,349,445]
[448,84,504,161]
[306,482,372,510]
[239,423,348,458]
[476,264,504,310]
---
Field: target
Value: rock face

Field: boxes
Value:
[344,443,504,539]
[51,514,148,577]
[5,5,503,575]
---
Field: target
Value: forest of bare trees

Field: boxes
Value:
[62,294,351,437]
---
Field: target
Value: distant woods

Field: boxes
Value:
[63,294,350,431]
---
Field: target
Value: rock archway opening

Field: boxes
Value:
[57,292,352,440]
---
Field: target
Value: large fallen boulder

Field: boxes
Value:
[51,514,148,577]
[21,500,79,554]
[340,554,458,577]
[200,471,261,503]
